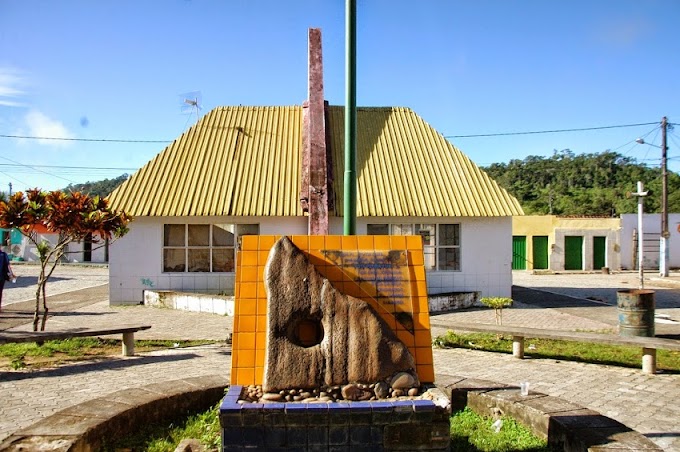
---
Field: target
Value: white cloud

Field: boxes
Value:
[24,110,74,147]
[0,67,26,107]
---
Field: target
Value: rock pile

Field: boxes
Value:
[239,371,425,404]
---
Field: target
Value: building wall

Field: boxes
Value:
[512,215,621,271]
[109,216,308,304]
[110,215,514,304]
[620,213,680,270]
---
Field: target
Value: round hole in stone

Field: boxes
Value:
[290,318,324,348]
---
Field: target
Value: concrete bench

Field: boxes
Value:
[437,375,664,451]
[0,325,152,356]
[443,322,680,374]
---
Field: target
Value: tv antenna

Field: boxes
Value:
[179,91,202,127]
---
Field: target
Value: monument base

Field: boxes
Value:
[219,385,451,451]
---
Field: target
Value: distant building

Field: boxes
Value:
[620,213,680,270]
[512,215,621,271]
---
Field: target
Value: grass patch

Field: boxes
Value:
[434,331,680,373]
[103,400,222,452]
[105,402,552,452]
[0,338,216,370]
[451,407,553,451]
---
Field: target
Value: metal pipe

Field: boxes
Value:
[344,0,357,235]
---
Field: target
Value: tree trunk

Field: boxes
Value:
[40,282,48,331]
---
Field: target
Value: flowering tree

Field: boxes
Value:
[0,189,130,331]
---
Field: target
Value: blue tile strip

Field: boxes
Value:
[219,394,446,450]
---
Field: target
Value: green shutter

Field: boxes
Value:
[593,236,606,270]
[532,236,549,270]
[512,236,527,270]
[565,236,583,270]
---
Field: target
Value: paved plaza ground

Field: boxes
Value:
[1,264,679,450]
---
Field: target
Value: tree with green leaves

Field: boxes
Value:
[484,150,680,216]
[0,189,130,331]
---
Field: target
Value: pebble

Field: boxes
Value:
[374,381,390,399]
[341,384,363,401]
[390,372,416,389]
[262,393,284,402]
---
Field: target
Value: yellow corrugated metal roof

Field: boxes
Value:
[108,105,523,217]
[327,106,524,217]
[108,106,304,217]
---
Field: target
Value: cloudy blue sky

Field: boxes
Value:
[1,0,679,192]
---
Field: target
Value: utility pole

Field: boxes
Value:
[660,117,669,277]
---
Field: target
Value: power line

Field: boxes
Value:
[445,121,660,139]
[0,163,136,171]
[0,134,171,143]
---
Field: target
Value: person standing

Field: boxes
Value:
[0,248,15,312]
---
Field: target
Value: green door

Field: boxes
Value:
[593,236,606,270]
[512,236,527,270]
[564,236,583,270]
[532,236,549,270]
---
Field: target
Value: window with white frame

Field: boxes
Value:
[367,223,460,271]
[163,224,259,273]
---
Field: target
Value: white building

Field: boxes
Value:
[106,104,522,305]
[620,213,680,270]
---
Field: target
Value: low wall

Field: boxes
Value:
[144,290,234,316]
[429,291,480,312]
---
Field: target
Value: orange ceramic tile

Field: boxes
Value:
[256,332,267,350]
[415,329,432,348]
[239,332,256,350]
[308,235,325,251]
[239,368,255,385]
[241,251,258,266]
[241,235,259,249]
[413,266,426,282]
[258,250,271,265]
[256,315,267,332]
[415,296,430,314]
[236,297,257,316]
[256,348,266,367]
[254,367,264,385]
[416,365,435,384]
[409,252,424,266]
[390,235,406,249]
[239,266,258,283]
[341,235,358,249]
[342,282,364,299]
[373,235,391,250]
[257,281,267,298]
[256,299,268,315]
[240,282,257,299]
[239,315,257,333]
[309,255,326,268]
[231,334,239,351]
[406,235,422,250]
[325,265,344,282]
[416,281,428,297]
[357,235,374,250]
[359,282,377,298]
[259,235,277,250]
[415,347,434,365]
[238,350,256,368]
[396,329,415,348]
[231,368,239,384]
[414,312,431,330]
[234,282,240,299]
[324,235,342,250]
[291,235,310,251]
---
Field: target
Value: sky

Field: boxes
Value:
[1,0,680,193]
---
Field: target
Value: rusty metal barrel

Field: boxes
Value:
[617,289,655,337]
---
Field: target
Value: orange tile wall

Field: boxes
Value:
[230,235,435,386]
